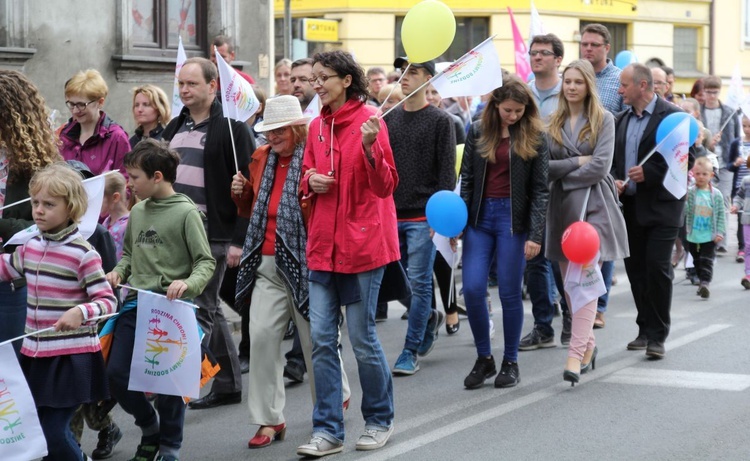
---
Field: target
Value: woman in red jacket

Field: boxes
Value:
[296,50,399,458]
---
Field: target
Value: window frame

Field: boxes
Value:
[672,26,699,73]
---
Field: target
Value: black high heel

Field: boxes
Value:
[581,346,598,375]
[445,320,460,335]
[563,370,580,387]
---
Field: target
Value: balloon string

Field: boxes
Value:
[579,186,592,222]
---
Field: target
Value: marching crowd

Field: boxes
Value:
[0,23,749,461]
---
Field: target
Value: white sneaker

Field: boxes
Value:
[297,436,344,457]
[356,425,394,451]
[489,319,495,339]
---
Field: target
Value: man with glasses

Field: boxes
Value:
[291,58,317,112]
[519,33,568,352]
[580,23,626,114]
[366,67,387,107]
[651,66,669,99]
[701,75,742,253]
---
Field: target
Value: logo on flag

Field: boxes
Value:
[0,344,47,461]
[215,47,260,123]
[129,291,201,398]
[658,118,691,199]
[430,36,503,100]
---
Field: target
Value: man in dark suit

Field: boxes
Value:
[612,63,692,359]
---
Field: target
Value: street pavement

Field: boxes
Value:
[84,235,750,461]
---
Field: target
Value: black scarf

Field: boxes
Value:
[235,143,309,320]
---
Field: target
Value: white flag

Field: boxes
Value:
[430,36,503,100]
[0,344,48,461]
[725,63,745,111]
[658,118,691,200]
[5,173,107,247]
[128,290,201,398]
[564,253,606,315]
[215,47,259,123]
[303,94,321,125]
[171,36,187,119]
[529,0,546,39]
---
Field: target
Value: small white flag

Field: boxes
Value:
[128,290,201,398]
[564,253,606,315]
[430,36,503,100]
[0,343,48,461]
[658,118,691,200]
[303,94,321,125]
[215,47,260,123]
[171,36,187,119]
[725,63,745,111]
[5,173,107,247]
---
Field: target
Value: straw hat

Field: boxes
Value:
[254,95,311,132]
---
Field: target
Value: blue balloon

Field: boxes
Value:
[426,191,468,238]
[656,112,700,145]
[614,50,637,69]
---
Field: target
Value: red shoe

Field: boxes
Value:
[343,398,350,411]
[248,423,286,449]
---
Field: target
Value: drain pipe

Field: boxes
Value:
[708,0,714,75]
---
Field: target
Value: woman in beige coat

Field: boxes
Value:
[545,60,629,385]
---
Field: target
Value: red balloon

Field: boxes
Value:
[561,221,600,264]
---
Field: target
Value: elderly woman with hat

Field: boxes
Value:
[231,95,349,450]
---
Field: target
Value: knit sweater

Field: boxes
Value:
[685,184,726,242]
[0,224,117,357]
[385,104,456,219]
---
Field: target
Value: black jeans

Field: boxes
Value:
[688,241,716,283]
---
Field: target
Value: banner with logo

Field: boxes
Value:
[171,36,187,118]
[5,172,107,247]
[0,344,48,461]
[128,291,201,398]
[564,254,606,315]
[215,47,260,123]
[430,36,503,100]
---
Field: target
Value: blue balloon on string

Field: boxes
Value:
[656,112,700,145]
[426,191,468,238]
[614,50,637,69]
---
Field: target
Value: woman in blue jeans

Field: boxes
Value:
[460,76,549,389]
[297,50,400,458]
[0,71,62,355]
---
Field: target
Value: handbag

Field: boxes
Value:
[378,260,412,303]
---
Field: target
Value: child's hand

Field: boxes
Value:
[106,272,121,288]
[714,235,724,244]
[731,205,739,214]
[166,280,188,301]
[54,307,84,331]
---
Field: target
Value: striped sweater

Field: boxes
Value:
[0,224,117,357]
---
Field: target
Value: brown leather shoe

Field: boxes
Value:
[593,312,605,329]
[627,335,648,350]
[646,341,665,359]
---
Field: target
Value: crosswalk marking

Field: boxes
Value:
[602,368,750,391]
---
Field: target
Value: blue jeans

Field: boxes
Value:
[462,198,526,361]
[0,282,27,356]
[398,221,437,351]
[597,260,614,313]
[525,238,555,336]
[309,267,393,443]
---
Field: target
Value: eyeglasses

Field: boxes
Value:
[580,42,605,49]
[290,76,311,84]
[65,100,97,111]
[311,74,341,86]
[704,90,720,95]
[267,127,288,137]
[529,50,556,57]
[369,77,386,83]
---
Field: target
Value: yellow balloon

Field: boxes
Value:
[401,0,456,63]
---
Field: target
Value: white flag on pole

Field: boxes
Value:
[303,94,321,124]
[658,118,691,200]
[171,36,187,119]
[0,344,48,461]
[128,290,201,398]
[215,47,260,123]
[529,0,546,39]
[430,36,503,99]
[5,173,107,247]
[725,63,745,111]
[564,253,606,315]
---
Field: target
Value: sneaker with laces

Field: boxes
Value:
[127,441,158,461]
[92,422,123,459]
[392,349,419,375]
[355,425,394,451]
[494,360,520,388]
[417,310,444,356]
[297,436,344,457]
[742,276,750,290]
[464,356,497,389]
[518,327,555,351]
[561,314,572,346]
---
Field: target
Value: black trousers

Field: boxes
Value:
[688,241,716,283]
[623,202,679,343]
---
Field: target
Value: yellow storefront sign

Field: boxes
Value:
[302,18,339,42]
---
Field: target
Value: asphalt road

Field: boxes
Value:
[83,231,750,461]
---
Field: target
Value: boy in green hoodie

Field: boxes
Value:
[105,138,215,461]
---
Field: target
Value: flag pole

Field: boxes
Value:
[376,63,410,117]
[0,313,119,347]
[0,170,117,212]
[621,121,683,187]
[718,106,742,133]
[227,118,240,173]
